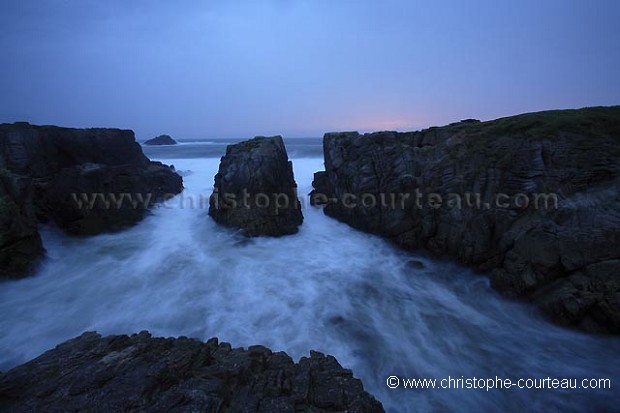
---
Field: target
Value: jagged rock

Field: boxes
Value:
[144,134,177,145]
[0,170,43,277]
[209,136,303,236]
[311,106,620,333]
[0,122,183,277]
[0,331,384,413]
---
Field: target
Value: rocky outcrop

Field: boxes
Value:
[311,106,620,333]
[209,136,303,236]
[0,331,384,413]
[37,161,182,236]
[144,134,177,145]
[0,122,183,276]
[0,170,43,277]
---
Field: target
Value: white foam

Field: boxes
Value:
[0,157,618,412]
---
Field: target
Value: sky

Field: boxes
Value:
[1,0,619,140]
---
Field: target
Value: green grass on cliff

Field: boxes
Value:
[431,105,620,165]
[480,106,620,141]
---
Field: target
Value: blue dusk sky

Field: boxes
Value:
[1,0,619,139]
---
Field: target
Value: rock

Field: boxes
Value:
[36,162,182,235]
[0,331,384,413]
[0,170,44,277]
[406,260,425,269]
[310,171,330,206]
[0,123,150,177]
[311,106,620,333]
[144,134,178,145]
[0,122,183,277]
[209,136,303,236]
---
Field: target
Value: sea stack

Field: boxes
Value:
[209,136,303,236]
[144,134,177,145]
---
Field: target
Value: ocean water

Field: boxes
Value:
[0,139,618,412]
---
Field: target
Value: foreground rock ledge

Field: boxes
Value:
[311,106,620,333]
[0,332,384,413]
[209,136,303,236]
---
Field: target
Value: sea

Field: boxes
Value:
[0,138,618,412]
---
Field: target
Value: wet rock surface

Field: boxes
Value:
[311,107,620,333]
[209,136,303,236]
[0,122,182,277]
[0,331,384,413]
[0,170,43,277]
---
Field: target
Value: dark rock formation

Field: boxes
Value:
[311,106,620,333]
[0,170,43,277]
[209,136,303,236]
[144,134,178,145]
[0,331,384,413]
[37,162,182,236]
[0,122,183,276]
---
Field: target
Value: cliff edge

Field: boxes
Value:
[311,106,620,333]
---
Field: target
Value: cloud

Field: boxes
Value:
[1,0,619,139]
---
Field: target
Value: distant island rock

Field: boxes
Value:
[0,122,183,278]
[209,136,303,236]
[144,134,177,145]
[311,106,620,334]
[0,331,384,413]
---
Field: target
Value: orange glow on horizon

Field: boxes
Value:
[327,115,429,133]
